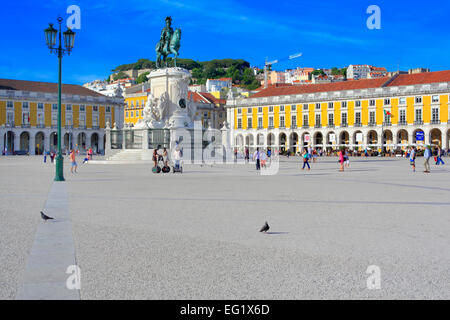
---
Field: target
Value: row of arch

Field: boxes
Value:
[235,128,449,150]
[3,131,104,155]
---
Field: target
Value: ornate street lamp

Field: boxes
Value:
[44,17,75,181]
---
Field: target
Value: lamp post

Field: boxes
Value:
[44,17,75,181]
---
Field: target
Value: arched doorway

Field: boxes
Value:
[397,129,408,149]
[91,133,99,153]
[20,132,30,152]
[430,128,442,147]
[412,129,424,146]
[382,129,393,151]
[367,130,378,146]
[257,133,264,146]
[64,132,73,152]
[50,132,58,151]
[289,132,298,153]
[245,134,254,147]
[326,131,336,150]
[340,131,349,146]
[78,132,87,151]
[3,131,15,154]
[279,133,287,152]
[314,132,323,149]
[267,133,275,147]
[35,132,45,155]
[302,132,311,147]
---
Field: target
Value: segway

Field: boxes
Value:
[152,165,161,173]
[162,165,170,173]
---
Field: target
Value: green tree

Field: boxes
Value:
[113,71,129,81]
[136,72,150,84]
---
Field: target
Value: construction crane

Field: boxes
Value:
[264,52,303,88]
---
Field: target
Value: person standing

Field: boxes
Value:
[88,147,93,160]
[245,147,249,163]
[70,150,77,173]
[344,149,350,167]
[302,148,310,170]
[409,147,416,172]
[253,147,261,170]
[423,145,431,173]
[338,148,345,172]
[260,150,267,168]
[436,146,445,165]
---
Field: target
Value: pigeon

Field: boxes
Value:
[259,221,270,233]
[40,211,54,222]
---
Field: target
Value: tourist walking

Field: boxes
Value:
[409,147,416,172]
[152,148,158,168]
[344,149,350,167]
[338,148,345,172]
[302,148,310,170]
[253,147,261,170]
[70,150,77,173]
[423,145,431,173]
[435,146,445,165]
[260,151,267,168]
[245,147,250,163]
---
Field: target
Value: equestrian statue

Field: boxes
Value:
[155,16,181,68]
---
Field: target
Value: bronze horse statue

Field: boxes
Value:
[156,28,181,68]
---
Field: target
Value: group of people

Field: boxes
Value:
[408,145,445,173]
[252,147,272,170]
[152,146,182,170]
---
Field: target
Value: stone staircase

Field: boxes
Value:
[87,149,150,164]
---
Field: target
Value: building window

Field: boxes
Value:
[291,115,297,127]
[328,102,334,109]
[7,112,14,125]
[7,101,13,108]
[237,118,242,129]
[141,100,144,106]
[80,115,86,126]
[269,106,274,112]
[37,103,44,110]
[258,117,263,128]
[369,111,376,124]
[384,111,391,123]
[66,114,72,126]
[93,116,99,127]
[328,113,334,125]
[93,105,98,112]
[399,110,406,124]
[415,108,422,121]
[247,117,252,129]
[291,105,296,111]
[258,107,262,113]
[315,103,321,110]
[37,113,44,125]
[355,111,361,124]
[384,98,390,105]
[80,105,85,112]
[432,95,439,103]
[369,99,376,106]
[355,100,361,107]
[248,108,252,113]
[399,97,406,105]
[280,116,285,127]
[52,114,57,126]
[52,103,58,110]
[22,112,30,124]
[341,112,347,124]
[415,96,422,104]
[66,104,72,111]
[237,108,241,114]
[126,112,129,118]
[22,102,29,109]
[303,114,308,126]
[315,113,321,125]
[106,106,111,112]
[342,101,347,108]
[303,104,308,111]
[269,116,274,128]
[280,105,284,112]
[431,108,439,122]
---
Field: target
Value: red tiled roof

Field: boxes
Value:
[188,91,210,103]
[200,92,226,105]
[387,70,450,87]
[250,77,389,98]
[0,78,104,97]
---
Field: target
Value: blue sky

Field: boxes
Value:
[0,0,449,84]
